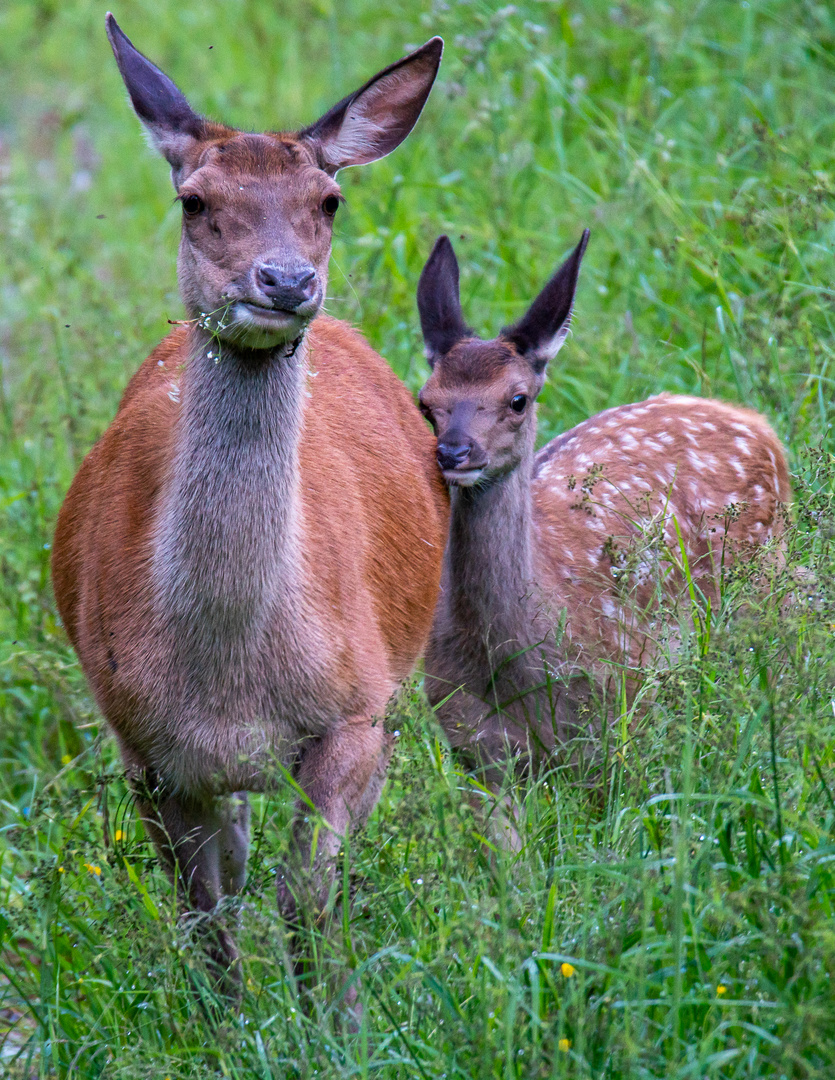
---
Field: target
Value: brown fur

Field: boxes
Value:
[531,393,790,678]
[416,235,790,780]
[52,16,447,982]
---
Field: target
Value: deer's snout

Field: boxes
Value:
[256,264,318,313]
[437,440,474,470]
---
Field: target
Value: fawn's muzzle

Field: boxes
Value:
[437,441,473,471]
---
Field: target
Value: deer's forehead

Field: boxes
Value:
[198,132,316,171]
[183,134,328,194]
[432,340,532,392]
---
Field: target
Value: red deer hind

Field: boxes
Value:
[51,15,448,979]
[416,231,789,783]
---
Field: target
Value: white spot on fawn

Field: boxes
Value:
[686,450,705,470]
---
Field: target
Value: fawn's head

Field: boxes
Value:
[417,230,589,486]
[107,14,442,350]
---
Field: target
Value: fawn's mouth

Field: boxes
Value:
[443,467,485,487]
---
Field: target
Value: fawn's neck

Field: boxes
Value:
[153,327,307,639]
[443,434,543,661]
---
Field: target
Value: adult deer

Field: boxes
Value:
[51,15,448,979]
[416,231,789,780]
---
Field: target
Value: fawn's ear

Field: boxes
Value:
[503,229,590,375]
[417,235,472,366]
[300,38,443,175]
[106,13,205,182]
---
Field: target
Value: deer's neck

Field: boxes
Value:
[443,441,542,659]
[153,328,307,639]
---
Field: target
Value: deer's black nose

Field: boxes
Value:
[437,441,472,470]
[256,265,317,311]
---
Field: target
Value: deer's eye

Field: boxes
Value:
[322,195,340,217]
[510,394,528,413]
[181,194,205,217]
[419,402,437,430]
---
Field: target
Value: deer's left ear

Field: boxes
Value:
[503,229,590,375]
[417,235,472,366]
[106,13,205,181]
[300,38,443,175]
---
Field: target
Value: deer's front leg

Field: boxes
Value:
[218,792,251,896]
[132,780,242,987]
[277,719,392,920]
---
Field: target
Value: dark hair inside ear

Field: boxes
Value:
[417,235,473,365]
[105,13,204,171]
[504,229,590,374]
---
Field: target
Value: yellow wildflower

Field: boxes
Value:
[84,863,101,876]
[716,984,727,996]
[558,1038,571,1052]
[560,962,576,977]
[114,830,123,842]
[61,754,72,765]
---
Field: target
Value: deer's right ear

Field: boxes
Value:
[300,38,443,175]
[417,236,472,366]
[504,229,590,376]
[106,13,204,179]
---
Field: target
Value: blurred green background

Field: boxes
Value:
[3,1,835,1077]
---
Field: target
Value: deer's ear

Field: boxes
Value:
[300,38,443,175]
[504,229,590,375]
[417,235,472,366]
[106,13,204,179]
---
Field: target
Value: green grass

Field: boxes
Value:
[3,0,835,1075]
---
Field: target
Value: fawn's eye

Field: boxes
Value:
[419,402,437,430]
[510,394,528,413]
[322,195,340,217]
[181,194,205,217]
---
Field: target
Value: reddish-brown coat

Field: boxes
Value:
[53,317,447,750]
[532,392,790,678]
[53,15,448,984]
[415,233,790,779]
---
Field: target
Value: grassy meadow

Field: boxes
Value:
[3,0,835,1075]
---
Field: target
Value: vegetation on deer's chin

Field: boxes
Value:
[194,302,311,354]
[4,0,835,1076]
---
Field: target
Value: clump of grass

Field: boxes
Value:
[3,0,835,1076]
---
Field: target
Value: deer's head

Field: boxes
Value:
[107,14,442,350]
[417,230,589,486]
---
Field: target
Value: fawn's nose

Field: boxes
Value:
[256,265,318,312]
[437,441,473,470]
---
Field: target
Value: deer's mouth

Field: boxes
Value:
[212,301,314,350]
[238,301,312,324]
[443,466,486,487]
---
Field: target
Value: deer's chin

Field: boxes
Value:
[444,468,485,487]
[216,302,315,350]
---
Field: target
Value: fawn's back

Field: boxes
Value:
[532,392,790,677]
